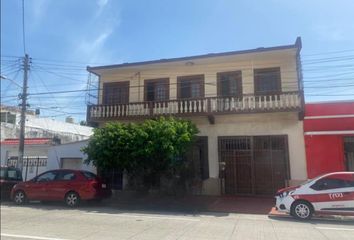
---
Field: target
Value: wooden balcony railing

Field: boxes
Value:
[87,91,302,123]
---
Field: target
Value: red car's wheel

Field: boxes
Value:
[65,191,80,207]
[14,190,27,205]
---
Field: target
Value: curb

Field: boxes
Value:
[268,207,354,222]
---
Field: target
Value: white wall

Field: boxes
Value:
[47,140,96,173]
[1,140,96,180]
[0,144,50,180]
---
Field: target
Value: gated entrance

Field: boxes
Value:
[219,136,290,195]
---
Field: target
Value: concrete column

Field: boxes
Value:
[288,121,307,184]
[208,135,219,178]
[201,130,221,195]
[204,72,217,97]
[169,76,177,100]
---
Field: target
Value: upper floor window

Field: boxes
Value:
[217,71,242,97]
[103,82,129,105]
[254,67,281,95]
[177,75,204,99]
[144,78,169,101]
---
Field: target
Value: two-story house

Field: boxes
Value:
[86,37,307,195]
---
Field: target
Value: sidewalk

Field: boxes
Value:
[103,193,354,221]
[104,193,275,214]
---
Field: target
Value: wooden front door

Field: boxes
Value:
[219,136,289,195]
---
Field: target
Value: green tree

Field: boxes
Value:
[82,117,199,191]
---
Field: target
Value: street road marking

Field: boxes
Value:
[84,212,200,221]
[316,227,354,231]
[1,233,73,240]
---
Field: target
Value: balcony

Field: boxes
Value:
[87,91,302,124]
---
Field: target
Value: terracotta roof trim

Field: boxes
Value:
[1,138,52,145]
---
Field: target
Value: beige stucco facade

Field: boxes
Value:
[186,112,307,195]
[96,48,300,105]
[88,39,306,195]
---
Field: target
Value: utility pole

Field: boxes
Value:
[17,54,30,171]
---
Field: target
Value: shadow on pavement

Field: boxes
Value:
[0,198,228,218]
[1,194,274,217]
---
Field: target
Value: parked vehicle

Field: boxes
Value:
[11,169,111,207]
[275,172,354,220]
[0,166,23,200]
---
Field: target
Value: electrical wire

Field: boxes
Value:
[3,50,354,118]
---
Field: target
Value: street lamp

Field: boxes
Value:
[0,75,22,88]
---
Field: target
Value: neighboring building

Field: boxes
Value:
[0,138,54,181]
[1,105,93,143]
[47,140,95,173]
[86,37,306,195]
[0,138,96,181]
[304,101,354,178]
[47,140,122,190]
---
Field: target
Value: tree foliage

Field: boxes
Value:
[82,117,199,189]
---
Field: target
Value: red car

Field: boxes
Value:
[11,169,111,207]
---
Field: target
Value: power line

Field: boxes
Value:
[306,94,354,96]
[302,49,354,57]
[31,63,354,84]
[1,55,23,59]
[3,50,354,108]
[1,77,354,99]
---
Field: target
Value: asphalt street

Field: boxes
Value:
[1,203,354,240]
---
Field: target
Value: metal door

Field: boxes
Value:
[253,136,289,195]
[219,137,253,194]
[219,135,289,195]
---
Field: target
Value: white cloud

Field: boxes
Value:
[97,0,109,8]
[74,1,122,65]
[95,0,110,18]
[75,27,116,64]
[28,0,49,29]
[91,29,113,50]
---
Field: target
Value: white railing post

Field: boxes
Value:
[258,96,261,109]
[285,93,290,108]
[101,106,105,117]
[279,95,284,108]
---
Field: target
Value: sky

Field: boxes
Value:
[1,0,354,122]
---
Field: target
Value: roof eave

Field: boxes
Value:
[87,37,302,73]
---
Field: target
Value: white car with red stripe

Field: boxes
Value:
[275,172,354,220]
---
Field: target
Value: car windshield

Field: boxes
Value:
[301,173,327,186]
